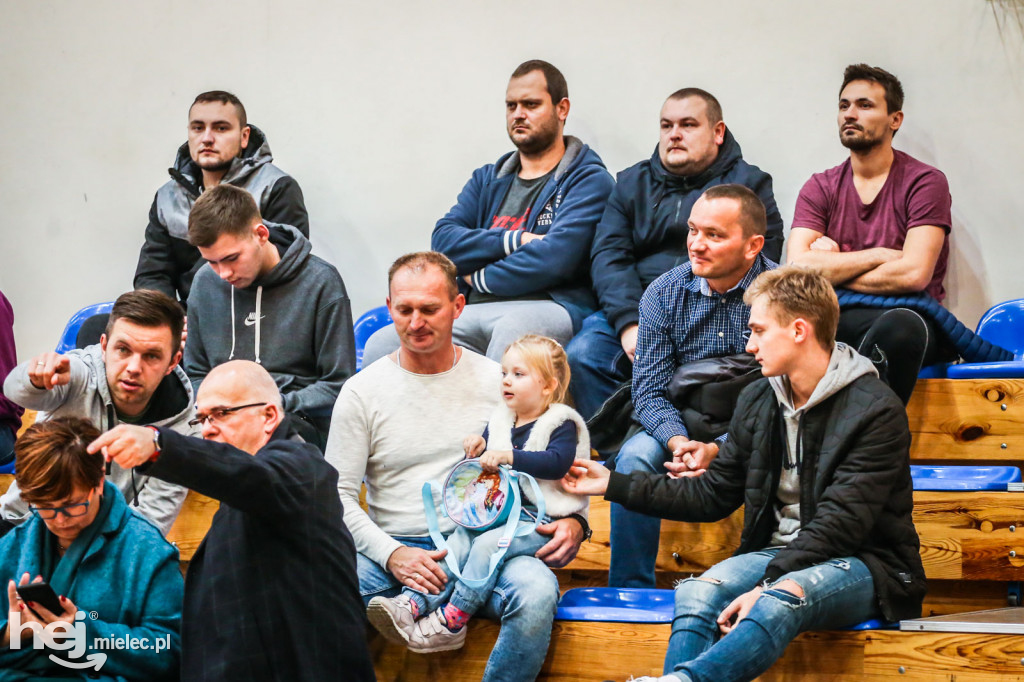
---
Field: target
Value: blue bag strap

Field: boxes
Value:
[420,467,547,590]
[421,480,463,582]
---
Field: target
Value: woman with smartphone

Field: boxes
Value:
[0,417,183,681]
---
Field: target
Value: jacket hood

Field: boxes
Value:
[168,124,274,196]
[75,344,195,428]
[493,136,602,183]
[648,127,744,201]
[769,342,878,414]
[254,223,311,288]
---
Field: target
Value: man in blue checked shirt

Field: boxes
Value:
[610,183,776,588]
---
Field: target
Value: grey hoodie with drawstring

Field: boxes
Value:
[767,342,878,547]
[1,344,193,534]
[183,225,355,416]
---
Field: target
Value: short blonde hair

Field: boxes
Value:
[503,335,571,408]
[743,266,839,349]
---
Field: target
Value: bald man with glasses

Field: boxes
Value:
[89,360,374,682]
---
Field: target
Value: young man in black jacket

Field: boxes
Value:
[88,360,375,682]
[564,266,924,682]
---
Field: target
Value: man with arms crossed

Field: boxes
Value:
[329,252,587,680]
[89,360,374,682]
[788,64,953,404]
[1,290,191,534]
[569,87,784,419]
[135,90,308,307]
[609,184,774,588]
[566,266,924,682]
[363,60,614,363]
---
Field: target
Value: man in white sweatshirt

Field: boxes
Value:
[327,251,588,682]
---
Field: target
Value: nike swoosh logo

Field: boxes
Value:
[243,316,265,327]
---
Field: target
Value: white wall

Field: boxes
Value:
[2,0,1023,358]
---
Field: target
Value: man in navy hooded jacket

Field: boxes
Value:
[362,60,614,364]
[568,88,784,419]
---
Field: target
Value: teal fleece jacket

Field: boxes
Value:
[0,482,183,681]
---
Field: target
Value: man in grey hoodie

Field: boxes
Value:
[565,266,923,682]
[1,289,193,535]
[183,184,354,449]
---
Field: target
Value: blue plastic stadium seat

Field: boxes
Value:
[947,298,1024,379]
[917,363,949,379]
[555,587,895,631]
[353,305,393,371]
[0,460,13,475]
[55,302,114,354]
[911,465,1022,491]
[556,588,673,623]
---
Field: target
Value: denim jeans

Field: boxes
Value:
[358,536,559,682]
[0,425,15,468]
[662,548,879,682]
[566,311,632,420]
[608,431,671,587]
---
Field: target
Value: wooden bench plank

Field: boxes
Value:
[566,495,1024,583]
[371,618,1024,681]
[908,379,1024,463]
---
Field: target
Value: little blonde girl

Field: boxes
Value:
[367,334,590,652]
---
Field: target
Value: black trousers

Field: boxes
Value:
[837,307,953,405]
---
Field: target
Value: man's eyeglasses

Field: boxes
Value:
[30,496,92,520]
[188,402,268,428]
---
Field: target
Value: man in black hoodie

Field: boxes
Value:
[88,360,375,682]
[568,88,784,419]
[564,266,923,682]
[183,185,354,449]
[134,90,308,307]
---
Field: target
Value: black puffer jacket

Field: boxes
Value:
[605,374,925,622]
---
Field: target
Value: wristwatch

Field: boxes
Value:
[568,513,593,542]
[145,426,163,462]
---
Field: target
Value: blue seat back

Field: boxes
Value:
[55,302,114,354]
[353,305,393,371]
[974,298,1024,360]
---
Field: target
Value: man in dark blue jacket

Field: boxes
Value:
[568,88,783,419]
[362,60,614,364]
[89,360,375,682]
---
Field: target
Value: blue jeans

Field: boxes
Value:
[0,425,15,469]
[566,311,632,420]
[358,536,559,682]
[663,549,879,682]
[609,431,670,587]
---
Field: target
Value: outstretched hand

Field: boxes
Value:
[27,353,71,391]
[87,425,157,469]
[560,459,611,496]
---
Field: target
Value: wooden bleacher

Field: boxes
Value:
[7,378,1024,679]
[372,377,1024,680]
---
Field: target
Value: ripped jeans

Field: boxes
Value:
[663,548,878,682]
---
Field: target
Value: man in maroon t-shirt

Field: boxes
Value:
[788,63,953,404]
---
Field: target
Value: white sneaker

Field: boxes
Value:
[624,676,680,681]
[407,607,468,654]
[367,594,417,645]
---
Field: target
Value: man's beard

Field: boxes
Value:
[197,157,235,173]
[511,123,559,156]
[840,129,882,152]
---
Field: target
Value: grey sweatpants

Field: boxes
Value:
[361,300,574,365]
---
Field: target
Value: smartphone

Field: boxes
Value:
[16,581,65,617]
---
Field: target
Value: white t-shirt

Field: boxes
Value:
[326,349,501,567]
